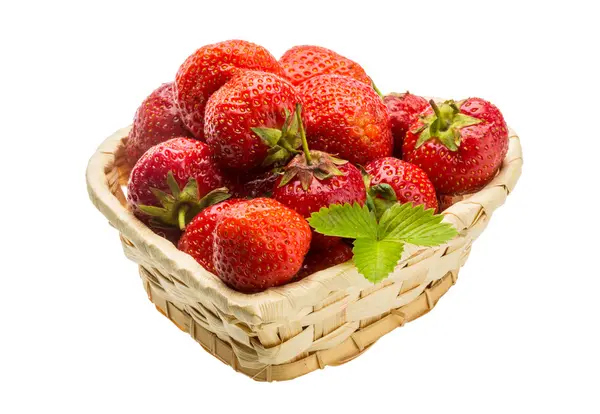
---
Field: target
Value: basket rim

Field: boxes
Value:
[86,121,522,325]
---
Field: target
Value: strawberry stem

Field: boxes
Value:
[417,100,482,151]
[178,204,190,230]
[296,104,312,165]
[429,100,445,131]
[429,99,458,132]
[372,81,384,98]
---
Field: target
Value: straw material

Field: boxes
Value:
[86,119,522,381]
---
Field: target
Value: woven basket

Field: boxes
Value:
[86,121,522,382]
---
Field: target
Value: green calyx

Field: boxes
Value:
[360,166,399,220]
[277,104,348,190]
[138,171,231,231]
[278,150,347,191]
[369,184,398,220]
[252,104,305,168]
[416,100,482,151]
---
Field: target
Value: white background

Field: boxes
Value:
[1,1,599,413]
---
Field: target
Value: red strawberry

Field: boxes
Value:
[274,153,366,251]
[204,71,304,170]
[149,226,184,246]
[296,242,353,280]
[297,75,392,165]
[438,194,463,211]
[365,157,438,212]
[211,198,312,293]
[125,83,193,166]
[178,199,241,274]
[272,107,366,250]
[175,40,282,139]
[403,98,509,195]
[279,45,371,87]
[127,137,232,229]
[383,92,429,157]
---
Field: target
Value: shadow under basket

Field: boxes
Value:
[86,125,522,382]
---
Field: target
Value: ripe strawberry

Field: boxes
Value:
[204,71,304,170]
[212,198,312,293]
[175,40,282,139]
[297,74,392,165]
[272,107,366,250]
[383,92,429,157]
[295,242,354,281]
[438,194,463,212]
[403,98,509,195]
[178,199,241,274]
[279,45,371,86]
[125,82,193,166]
[127,137,231,229]
[149,225,185,246]
[365,157,438,213]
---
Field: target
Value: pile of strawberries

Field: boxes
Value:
[125,40,509,293]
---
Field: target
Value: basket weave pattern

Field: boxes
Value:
[87,125,522,381]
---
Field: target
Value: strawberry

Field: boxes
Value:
[365,157,438,214]
[127,137,231,230]
[204,70,304,170]
[211,198,312,293]
[272,106,366,250]
[125,82,193,166]
[148,225,184,246]
[438,194,463,212]
[295,242,354,280]
[383,92,429,157]
[178,199,241,274]
[403,98,509,195]
[297,74,392,165]
[279,45,371,87]
[175,40,282,139]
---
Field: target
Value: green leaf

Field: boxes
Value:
[278,167,299,187]
[452,113,482,129]
[189,187,231,218]
[166,171,181,198]
[297,170,313,191]
[365,193,376,213]
[150,187,175,208]
[367,183,398,219]
[180,178,199,202]
[377,203,421,238]
[416,125,433,148]
[352,238,405,283]
[308,203,377,239]
[262,146,289,167]
[286,106,299,136]
[372,197,396,220]
[357,164,371,189]
[436,130,460,151]
[378,203,457,246]
[251,127,283,146]
[328,155,348,166]
[370,183,397,201]
[309,200,457,284]
[138,205,168,217]
[280,108,291,136]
